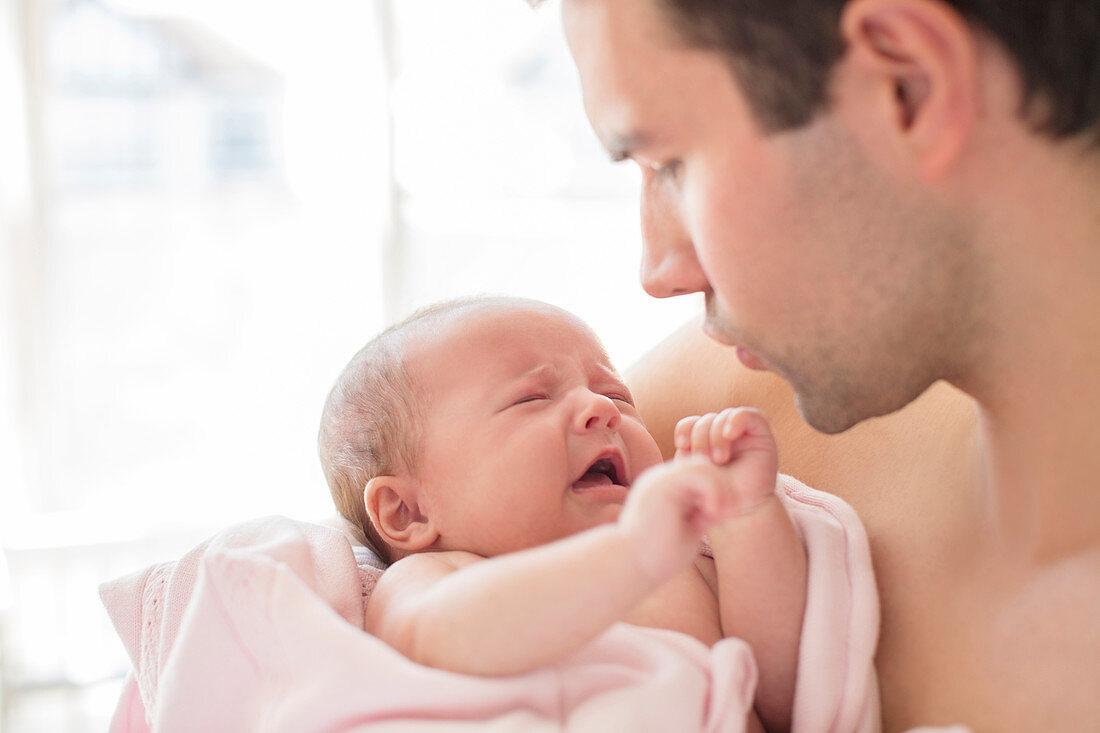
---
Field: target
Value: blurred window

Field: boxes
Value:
[0,2,700,730]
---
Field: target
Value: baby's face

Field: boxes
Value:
[405,304,664,557]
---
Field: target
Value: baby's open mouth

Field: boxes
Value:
[572,457,624,490]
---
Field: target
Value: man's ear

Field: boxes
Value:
[836,0,978,180]
[365,475,438,554]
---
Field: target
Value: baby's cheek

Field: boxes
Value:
[630,428,666,473]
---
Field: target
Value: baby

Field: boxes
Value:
[318,296,807,733]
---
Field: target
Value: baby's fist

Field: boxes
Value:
[674,407,779,508]
[618,459,735,585]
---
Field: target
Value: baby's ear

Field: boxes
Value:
[365,475,438,554]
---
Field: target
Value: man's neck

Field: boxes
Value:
[960,149,1100,565]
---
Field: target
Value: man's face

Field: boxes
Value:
[406,304,664,558]
[563,0,971,432]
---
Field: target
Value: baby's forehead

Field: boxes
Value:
[429,302,593,343]
[405,303,615,378]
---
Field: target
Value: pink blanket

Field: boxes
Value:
[99,475,957,732]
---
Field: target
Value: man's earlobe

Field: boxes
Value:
[365,475,438,553]
[839,0,978,180]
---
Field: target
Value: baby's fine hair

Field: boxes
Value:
[318,295,560,563]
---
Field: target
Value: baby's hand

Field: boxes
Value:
[617,458,736,585]
[673,407,779,510]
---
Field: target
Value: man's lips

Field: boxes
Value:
[736,347,769,371]
[703,316,769,371]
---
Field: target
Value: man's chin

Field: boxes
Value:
[793,388,901,435]
[801,410,862,435]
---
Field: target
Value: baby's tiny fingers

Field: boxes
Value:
[718,407,747,439]
[674,416,699,454]
[709,408,742,463]
[720,407,773,443]
[690,413,718,454]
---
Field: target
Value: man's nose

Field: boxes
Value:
[639,176,708,299]
[573,392,621,433]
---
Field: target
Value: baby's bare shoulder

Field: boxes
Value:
[365,550,484,636]
[385,550,483,581]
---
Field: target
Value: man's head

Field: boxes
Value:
[649,0,1100,140]
[560,0,1099,433]
[319,297,664,563]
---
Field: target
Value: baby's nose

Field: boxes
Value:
[575,393,621,433]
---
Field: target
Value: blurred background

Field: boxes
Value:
[0,0,700,729]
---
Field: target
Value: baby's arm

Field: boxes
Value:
[364,462,735,677]
[676,408,807,733]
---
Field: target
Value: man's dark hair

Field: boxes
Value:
[657,0,1100,143]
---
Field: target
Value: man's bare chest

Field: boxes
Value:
[879,550,1100,732]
